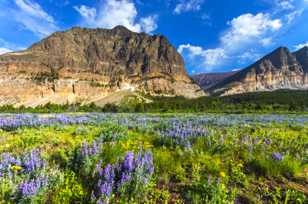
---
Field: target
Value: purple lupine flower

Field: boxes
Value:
[93,150,154,202]
[0,149,45,178]
[92,141,99,155]
[272,152,283,161]
[143,152,154,175]
[123,152,135,171]
[117,172,131,188]
[19,176,48,197]
[81,142,89,157]
[100,182,113,198]
[104,164,114,183]
[96,161,104,177]
[23,149,45,172]
[264,138,271,145]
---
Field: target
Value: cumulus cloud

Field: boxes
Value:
[74,0,158,33]
[174,0,204,14]
[12,0,58,36]
[0,48,12,55]
[294,42,308,50]
[139,16,158,33]
[221,13,282,51]
[179,13,282,70]
[178,44,226,70]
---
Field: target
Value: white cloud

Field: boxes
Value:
[0,38,24,53]
[221,13,282,51]
[0,48,12,55]
[139,16,158,33]
[174,0,204,14]
[260,37,273,46]
[15,0,55,23]
[276,0,295,10]
[74,0,158,33]
[232,68,241,72]
[237,51,261,63]
[285,9,303,23]
[294,42,308,50]
[178,44,204,57]
[12,0,58,36]
[178,44,226,70]
[74,5,96,22]
[179,13,282,70]
[202,48,226,67]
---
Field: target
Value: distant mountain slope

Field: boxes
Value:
[0,26,205,107]
[209,47,308,96]
[294,46,308,75]
[191,71,238,90]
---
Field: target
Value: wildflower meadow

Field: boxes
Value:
[0,113,307,203]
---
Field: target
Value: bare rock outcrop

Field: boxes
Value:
[209,47,308,96]
[0,26,205,107]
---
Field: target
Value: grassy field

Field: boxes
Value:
[0,113,307,203]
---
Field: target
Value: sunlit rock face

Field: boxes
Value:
[209,47,308,96]
[0,26,205,107]
[294,46,308,88]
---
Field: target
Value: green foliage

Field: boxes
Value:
[0,115,307,203]
[0,90,307,113]
[52,171,84,203]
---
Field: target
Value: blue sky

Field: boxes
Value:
[0,0,308,74]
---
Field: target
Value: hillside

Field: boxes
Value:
[0,26,205,107]
[208,47,308,96]
[191,71,238,90]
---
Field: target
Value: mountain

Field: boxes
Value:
[191,71,238,90]
[0,26,205,107]
[294,46,308,81]
[209,47,308,96]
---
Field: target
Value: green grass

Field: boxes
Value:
[0,117,307,203]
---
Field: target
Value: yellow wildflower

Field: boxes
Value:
[11,165,23,172]
[220,171,226,178]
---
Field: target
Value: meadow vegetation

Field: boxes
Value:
[0,90,307,113]
[0,113,307,203]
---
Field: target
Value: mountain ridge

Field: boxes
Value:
[191,71,238,90]
[206,46,308,96]
[0,26,205,107]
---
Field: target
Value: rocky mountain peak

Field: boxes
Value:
[0,26,205,107]
[259,47,300,71]
[112,25,134,33]
[294,46,308,73]
[208,46,308,95]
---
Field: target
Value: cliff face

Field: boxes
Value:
[0,26,204,107]
[209,47,308,96]
[294,46,308,84]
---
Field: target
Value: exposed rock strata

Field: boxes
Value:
[209,47,308,96]
[0,26,205,107]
